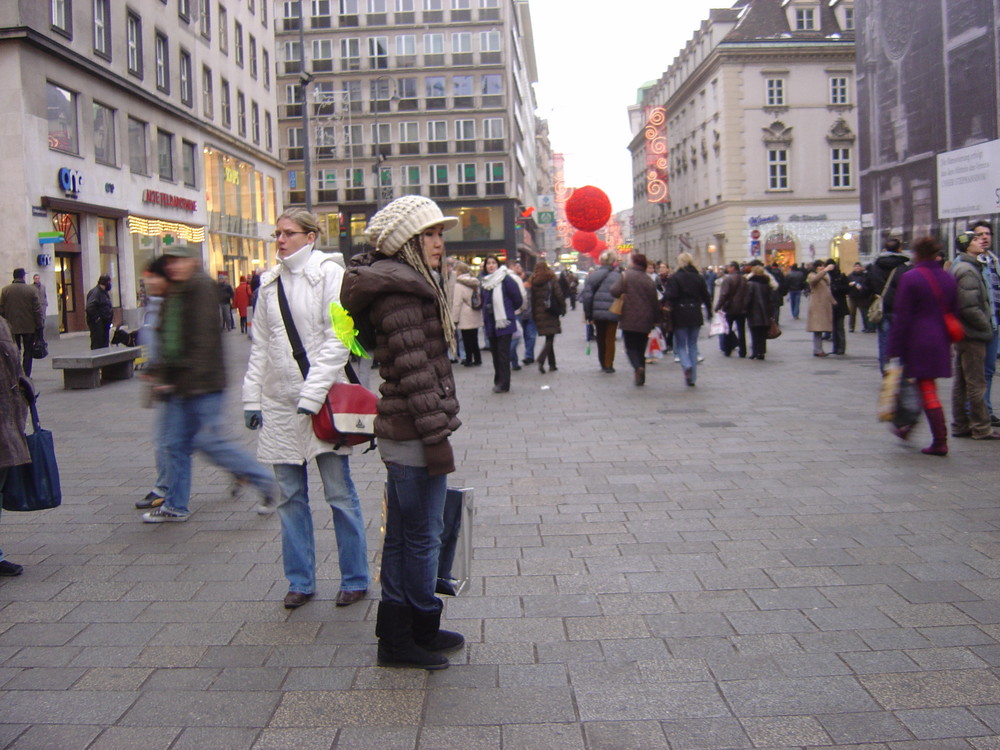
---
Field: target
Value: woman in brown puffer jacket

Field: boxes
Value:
[528,261,565,373]
[341,195,464,673]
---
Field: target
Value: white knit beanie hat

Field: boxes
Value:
[365,195,459,256]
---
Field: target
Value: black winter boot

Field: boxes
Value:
[375,602,449,670]
[412,604,465,653]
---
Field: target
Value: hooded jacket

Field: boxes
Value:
[242,245,353,463]
[580,265,621,322]
[341,253,460,474]
[528,265,565,337]
[952,252,995,342]
[451,273,483,331]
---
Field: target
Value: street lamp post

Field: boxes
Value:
[373,75,397,210]
[297,5,313,211]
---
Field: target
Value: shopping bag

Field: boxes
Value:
[892,378,922,428]
[708,310,727,337]
[2,399,62,511]
[877,366,903,422]
[645,328,667,359]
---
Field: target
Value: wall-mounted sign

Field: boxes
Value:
[58,167,84,197]
[748,214,779,228]
[224,166,241,185]
[31,205,47,217]
[787,214,828,223]
[142,189,197,212]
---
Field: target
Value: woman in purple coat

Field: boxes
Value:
[886,237,958,455]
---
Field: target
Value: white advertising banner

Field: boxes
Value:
[936,139,1000,220]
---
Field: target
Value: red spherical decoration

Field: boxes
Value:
[565,186,612,232]
[572,230,599,253]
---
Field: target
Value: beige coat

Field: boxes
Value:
[451,274,483,331]
[806,268,833,332]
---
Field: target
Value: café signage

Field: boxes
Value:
[143,189,197,212]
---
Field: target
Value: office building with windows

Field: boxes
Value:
[628,0,858,268]
[275,0,541,265]
[0,0,281,334]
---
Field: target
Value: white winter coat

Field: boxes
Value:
[242,244,352,463]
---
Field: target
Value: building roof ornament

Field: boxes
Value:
[762,120,793,146]
[825,117,855,144]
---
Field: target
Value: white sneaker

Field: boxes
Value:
[142,507,190,523]
[673,356,681,363]
[255,494,278,516]
[697,355,705,363]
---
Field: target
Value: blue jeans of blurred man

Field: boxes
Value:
[161,391,276,515]
[510,318,536,364]
[673,326,701,383]
[273,454,369,596]
[788,290,802,319]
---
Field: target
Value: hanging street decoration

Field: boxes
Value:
[565,185,612,232]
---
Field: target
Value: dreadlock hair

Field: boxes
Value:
[396,234,457,354]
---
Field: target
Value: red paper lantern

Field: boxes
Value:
[571,230,599,254]
[565,186,612,232]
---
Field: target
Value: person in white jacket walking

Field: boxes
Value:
[242,208,369,609]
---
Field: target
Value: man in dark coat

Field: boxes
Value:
[85,274,114,350]
[785,264,806,319]
[0,268,43,375]
[715,261,750,358]
[865,238,909,373]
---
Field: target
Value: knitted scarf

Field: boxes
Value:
[481,266,510,330]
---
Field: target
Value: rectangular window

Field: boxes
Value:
[424,0,442,8]
[47,82,79,154]
[843,6,854,30]
[249,35,258,78]
[93,102,116,164]
[340,0,359,26]
[248,0,254,13]
[265,112,273,151]
[218,4,228,54]
[485,161,504,194]
[396,34,416,55]
[93,0,111,58]
[829,76,848,105]
[455,119,475,151]
[344,124,363,156]
[157,129,174,180]
[234,21,244,67]
[396,0,414,9]
[312,0,332,27]
[795,7,816,30]
[317,169,337,201]
[284,40,302,73]
[396,0,414,22]
[369,36,388,69]
[312,39,333,71]
[282,0,300,30]
[427,120,447,153]
[51,0,72,37]
[424,32,444,65]
[313,81,335,115]
[179,49,193,106]
[401,164,420,195]
[368,0,387,10]
[202,66,214,118]
[766,78,784,107]
[316,124,336,157]
[397,77,418,110]
[199,0,211,38]
[155,32,169,92]
[767,149,788,190]
[483,116,503,150]
[221,78,231,128]
[399,121,419,154]
[287,126,302,160]
[182,139,197,187]
[128,116,147,173]
[261,0,268,25]
[831,147,851,188]
[178,0,191,21]
[428,163,448,198]
[262,48,270,88]
[251,101,260,144]
[343,80,362,112]
[126,12,142,77]
[345,166,364,200]
[426,75,446,109]
[370,77,393,112]
[456,162,476,196]
[453,74,473,107]
[452,31,472,64]
[481,74,502,106]
[479,29,500,51]
[341,38,360,70]
[237,91,247,137]
[372,122,390,156]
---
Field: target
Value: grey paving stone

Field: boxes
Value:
[818,711,914,744]
[86,726,181,750]
[858,670,1000,709]
[500,722,584,750]
[172,727,262,750]
[270,689,423,727]
[4,666,87,690]
[425,687,576,725]
[582,721,671,750]
[118,689,279,727]
[251,728,339,750]
[6,723,102,750]
[721,676,880,716]
[575,682,731,721]
[740,715,832,747]
[895,708,992,740]
[417,726,501,750]
[1,690,136,724]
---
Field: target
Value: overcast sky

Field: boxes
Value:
[529,0,728,213]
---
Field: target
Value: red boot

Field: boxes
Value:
[921,407,948,456]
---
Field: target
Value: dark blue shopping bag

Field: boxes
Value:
[2,399,61,512]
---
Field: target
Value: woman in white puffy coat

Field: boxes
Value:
[242,208,369,609]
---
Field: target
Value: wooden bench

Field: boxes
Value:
[51,346,143,389]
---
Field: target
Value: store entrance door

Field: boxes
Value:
[54,250,84,333]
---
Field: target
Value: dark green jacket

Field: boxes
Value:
[158,270,226,396]
[952,253,994,343]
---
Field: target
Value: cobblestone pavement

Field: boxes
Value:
[1,310,999,750]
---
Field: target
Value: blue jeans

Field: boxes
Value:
[877,317,892,374]
[162,391,275,514]
[274,454,369,595]
[789,290,802,319]
[381,462,447,614]
[152,401,169,496]
[985,329,999,417]
[511,318,537,362]
[674,326,701,381]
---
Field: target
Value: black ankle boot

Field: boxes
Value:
[412,604,465,652]
[375,602,449,670]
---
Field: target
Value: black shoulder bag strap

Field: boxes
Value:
[276,277,360,384]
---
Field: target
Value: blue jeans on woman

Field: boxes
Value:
[273,453,369,595]
[674,326,701,382]
[381,462,447,614]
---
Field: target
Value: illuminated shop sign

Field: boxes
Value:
[143,189,198,212]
